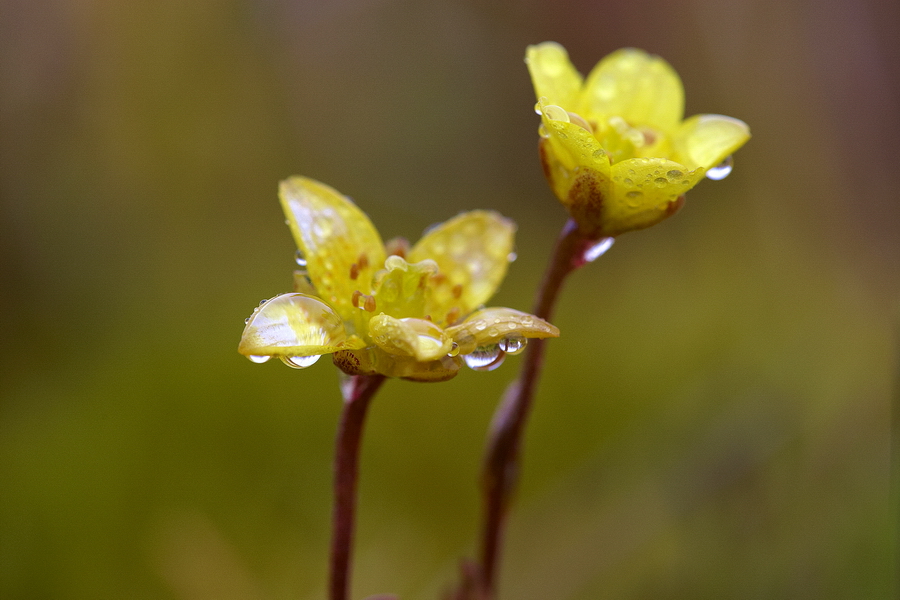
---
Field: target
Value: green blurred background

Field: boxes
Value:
[2,0,898,598]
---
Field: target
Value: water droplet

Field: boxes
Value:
[583,237,615,263]
[654,177,668,187]
[623,178,634,185]
[280,354,321,369]
[499,335,527,355]
[542,104,570,122]
[534,102,543,115]
[538,124,550,139]
[447,342,460,357]
[626,190,641,198]
[244,317,250,324]
[259,298,268,306]
[592,149,606,161]
[706,155,733,180]
[463,346,506,371]
[507,251,517,262]
[248,355,270,364]
[521,315,534,327]
[474,321,487,331]
[666,169,683,179]
[294,250,307,267]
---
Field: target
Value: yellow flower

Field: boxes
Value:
[526,42,750,238]
[238,177,559,382]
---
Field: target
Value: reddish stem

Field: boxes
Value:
[477,218,594,597]
[330,374,386,600]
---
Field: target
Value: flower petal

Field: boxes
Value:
[602,158,703,237]
[445,307,559,354]
[407,211,515,322]
[525,42,584,108]
[671,114,751,170]
[238,293,365,359]
[370,255,437,320]
[580,48,684,131]
[368,314,453,361]
[280,177,386,321]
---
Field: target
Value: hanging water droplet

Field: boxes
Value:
[248,355,271,364]
[244,317,250,324]
[280,354,321,369]
[499,335,527,355]
[507,251,517,263]
[463,346,506,371]
[294,250,307,267]
[447,342,460,357]
[583,237,615,263]
[706,155,733,180]
[259,298,268,306]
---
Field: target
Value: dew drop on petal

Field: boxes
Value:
[499,335,527,355]
[706,155,734,180]
[294,250,308,267]
[463,346,506,371]
[248,355,271,364]
[447,342,460,357]
[280,355,321,369]
[583,237,615,263]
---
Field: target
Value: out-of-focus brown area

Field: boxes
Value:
[2,0,898,598]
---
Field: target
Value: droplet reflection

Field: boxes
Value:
[706,155,733,180]
[463,346,506,371]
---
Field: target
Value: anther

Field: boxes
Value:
[351,290,362,308]
[349,263,359,280]
[446,306,461,325]
[363,295,377,312]
[357,253,369,270]
[452,284,463,299]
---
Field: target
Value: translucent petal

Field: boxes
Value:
[525,42,584,108]
[580,48,684,131]
[370,255,437,320]
[601,158,704,237]
[368,315,453,361]
[537,98,612,212]
[280,177,386,321]
[445,307,560,355]
[408,211,516,322]
[238,293,364,358]
[671,114,751,170]
[333,348,461,382]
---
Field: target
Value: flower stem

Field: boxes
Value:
[477,218,592,597]
[330,373,386,600]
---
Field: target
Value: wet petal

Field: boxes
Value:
[602,158,703,237]
[671,114,751,170]
[445,307,559,354]
[408,211,516,321]
[525,42,584,108]
[368,315,453,361]
[280,177,386,321]
[580,48,684,131]
[370,255,437,320]
[238,293,365,359]
[333,348,461,382]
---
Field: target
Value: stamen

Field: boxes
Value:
[363,295,377,312]
[357,253,369,270]
[351,290,362,308]
[349,263,359,280]
[452,284,463,299]
[446,306,461,325]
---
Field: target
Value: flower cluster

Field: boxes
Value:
[238,177,559,382]
[526,42,750,238]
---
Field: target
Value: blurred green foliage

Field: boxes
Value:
[1,0,897,599]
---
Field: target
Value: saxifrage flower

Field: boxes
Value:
[526,42,751,238]
[238,177,559,382]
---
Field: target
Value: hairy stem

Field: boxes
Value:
[478,218,593,597]
[330,374,387,600]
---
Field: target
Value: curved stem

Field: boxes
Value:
[330,374,387,600]
[478,218,593,597]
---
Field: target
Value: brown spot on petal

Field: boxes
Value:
[568,168,607,238]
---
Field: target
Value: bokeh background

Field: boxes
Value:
[2,0,898,598]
